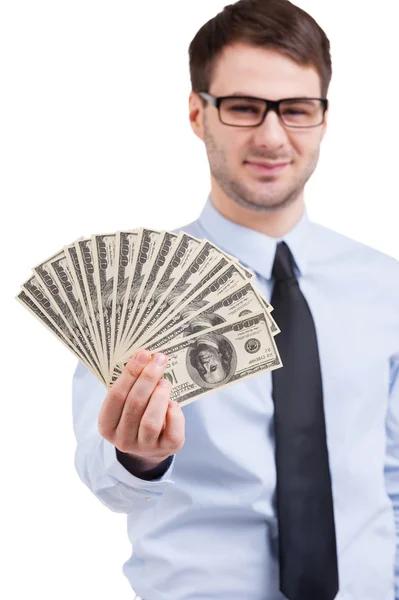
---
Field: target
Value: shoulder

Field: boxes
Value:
[311,221,399,352]
[311,220,399,277]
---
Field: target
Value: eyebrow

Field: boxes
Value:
[227,92,317,102]
[229,92,299,97]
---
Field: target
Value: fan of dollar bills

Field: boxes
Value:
[16,229,283,406]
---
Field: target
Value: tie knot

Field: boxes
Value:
[272,241,297,282]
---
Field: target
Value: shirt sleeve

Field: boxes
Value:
[72,361,176,514]
[384,352,399,598]
[115,450,174,480]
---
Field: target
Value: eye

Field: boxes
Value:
[284,108,305,115]
[211,365,217,372]
[230,104,258,114]
[283,109,307,115]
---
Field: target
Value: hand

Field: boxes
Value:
[98,350,185,468]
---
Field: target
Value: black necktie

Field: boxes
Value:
[270,241,339,600]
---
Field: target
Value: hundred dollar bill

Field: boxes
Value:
[48,250,102,368]
[131,243,240,347]
[92,233,117,381]
[133,254,253,352]
[74,238,105,370]
[111,230,139,362]
[261,298,279,333]
[118,311,282,407]
[208,240,258,281]
[131,236,206,345]
[145,281,278,353]
[21,275,78,345]
[207,241,273,312]
[117,228,161,350]
[18,283,104,383]
[121,231,178,352]
[16,290,87,367]
[63,241,103,367]
[209,243,272,313]
[133,256,232,348]
[132,262,250,351]
[109,363,123,387]
[218,259,273,314]
[129,232,203,345]
[33,250,101,374]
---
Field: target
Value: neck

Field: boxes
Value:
[210,185,305,238]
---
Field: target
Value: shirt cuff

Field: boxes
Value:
[115,449,174,480]
[103,438,176,492]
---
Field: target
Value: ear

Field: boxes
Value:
[189,91,205,142]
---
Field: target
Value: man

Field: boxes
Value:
[72,1,399,599]
[188,332,235,387]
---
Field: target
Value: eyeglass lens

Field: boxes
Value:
[220,97,324,127]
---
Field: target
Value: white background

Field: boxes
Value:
[1,1,398,599]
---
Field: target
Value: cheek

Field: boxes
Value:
[213,360,225,374]
[222,132,251,161]
[291,132,320,158]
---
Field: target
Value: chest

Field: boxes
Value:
[259,269,393,440]
[181,265,395,472]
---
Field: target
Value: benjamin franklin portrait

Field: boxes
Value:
[187,331,236,389]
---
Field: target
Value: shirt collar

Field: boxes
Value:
[197,194,312,280]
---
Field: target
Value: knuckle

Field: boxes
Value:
[108,387,126,405]
[140,368,157,384]
[125,360,141,378]
[126,396,142,412]
[156,381,172,396]
[115,443,131,454]
[119,405,140,431]
[167,433,184,452]
[115,437,135,454]
[140,418,160,436]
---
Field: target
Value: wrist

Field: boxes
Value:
[115,449,173,480]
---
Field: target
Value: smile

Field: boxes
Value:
[245,161,289,174]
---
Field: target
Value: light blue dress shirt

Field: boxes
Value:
[72,196,399,600]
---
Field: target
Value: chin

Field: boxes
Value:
[233,190,294,213]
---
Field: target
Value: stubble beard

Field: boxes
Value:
[203,119,320,213]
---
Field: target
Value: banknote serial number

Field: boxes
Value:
[249,355,265,365]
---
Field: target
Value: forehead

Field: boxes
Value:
[198,345,217,356]
[210,42,321,99]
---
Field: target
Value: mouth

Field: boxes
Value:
[245,160,290,174]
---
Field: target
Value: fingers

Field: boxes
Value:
[137,378,172,448]
[98,349,185,461]
[159,397,185,453]
[116,352,169,447]
[98,349,151,438]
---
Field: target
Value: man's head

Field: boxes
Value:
[191,343,228,384]
[189,334,234,385]
[188,0,331,217]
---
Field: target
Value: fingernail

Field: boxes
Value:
[153,353,167,366]
[159,377,171,388]
[135,350,150,365]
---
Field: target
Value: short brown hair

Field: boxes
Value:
[189,0,332,101]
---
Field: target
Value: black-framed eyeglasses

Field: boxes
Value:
[198,92,328,129]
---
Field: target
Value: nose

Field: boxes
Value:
[252,108,288,147]
[199,356,210,371]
